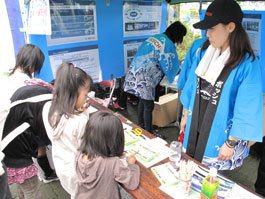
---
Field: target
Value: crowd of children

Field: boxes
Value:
[0,44,140,199]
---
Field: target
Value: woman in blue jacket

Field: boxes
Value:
[180,0,263,170]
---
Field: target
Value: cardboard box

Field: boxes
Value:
[152,93,178,127]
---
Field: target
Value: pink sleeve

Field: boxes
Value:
[114,159,140,190]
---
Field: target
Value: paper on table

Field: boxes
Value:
[159,183,199,199]
[122,123,133,131]
[151,162,178,185]
[124,129,140,146]
[129,143,160,162]
[126,139,170,168]
[151,137,168,146]
[226,184,262,199]
[122,123,146,147]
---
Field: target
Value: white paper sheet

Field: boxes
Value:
[126,138,170,168]
[226,184,262,199]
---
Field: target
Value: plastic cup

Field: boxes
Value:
[169,141,182,169]
[179,172,192,195]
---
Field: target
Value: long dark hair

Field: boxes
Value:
[201,22,255,68]
[48,62,93,128]
[9,44,45,78]
[79,111,125,158]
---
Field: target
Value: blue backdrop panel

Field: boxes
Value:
[5,0,25,57]
[96,0,124,80]
[29,0,167,83]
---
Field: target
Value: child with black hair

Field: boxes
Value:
[75,111,140,199]
[6,44,56,184]
[43,62,93,197]
[1,44,56,199]
[3,84,53,199]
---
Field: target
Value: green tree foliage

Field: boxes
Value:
[176,21,200,62]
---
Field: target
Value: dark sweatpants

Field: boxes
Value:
[138,98,154,133]
[0,163,12,199]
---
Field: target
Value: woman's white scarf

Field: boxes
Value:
[195,45,230,85]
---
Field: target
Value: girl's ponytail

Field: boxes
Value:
[49,63,92,128]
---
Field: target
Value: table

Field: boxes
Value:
[89,98,263,199]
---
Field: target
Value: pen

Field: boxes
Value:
[139,134,146,140]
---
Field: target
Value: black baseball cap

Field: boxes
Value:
[193,0,243,30]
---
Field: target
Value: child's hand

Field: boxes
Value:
[126,154,136,165]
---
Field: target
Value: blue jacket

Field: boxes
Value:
[181,50,263,160]
[124,34,179,100]
[177,37,207,90]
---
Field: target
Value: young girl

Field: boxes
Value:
[3,84,53,199]
[7,44,45,97]
[75,111,140,199]
[2,44,56,198]
[43,62,93,197]
[6,45,55,183]
[180,0,263,171]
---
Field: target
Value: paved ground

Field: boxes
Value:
[9,100,261,198]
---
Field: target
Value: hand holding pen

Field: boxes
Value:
[122,151,137,164]
[126,153,137,164]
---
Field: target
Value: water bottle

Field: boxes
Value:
[169,141,182,169]
[201,167,220,199]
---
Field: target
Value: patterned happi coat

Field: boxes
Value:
[124,34,179,100]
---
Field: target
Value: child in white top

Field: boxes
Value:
[43,62,93,197]
[75,111,140,199]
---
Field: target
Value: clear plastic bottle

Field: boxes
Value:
[200,168,220,199]
[169,141,182,169]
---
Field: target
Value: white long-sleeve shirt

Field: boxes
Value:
[42,101,89,196]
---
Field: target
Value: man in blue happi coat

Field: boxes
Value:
[124,21,187,134]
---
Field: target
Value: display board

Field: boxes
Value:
[1,0,25,74]
[28,0,167,83]
[200,10,265,92]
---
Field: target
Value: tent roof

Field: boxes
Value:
[146,0,265,4]
[170,0,265,4]
[169,0,212,3]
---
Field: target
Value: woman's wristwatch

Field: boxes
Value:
[226,138,238,148]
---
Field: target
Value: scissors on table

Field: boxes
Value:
[131,128,146,139]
